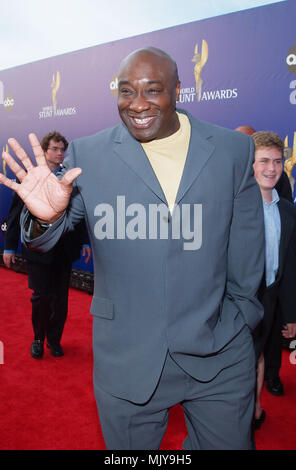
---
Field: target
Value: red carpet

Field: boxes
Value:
[0,266,295,450]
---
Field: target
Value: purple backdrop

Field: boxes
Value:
[1,0,295,271]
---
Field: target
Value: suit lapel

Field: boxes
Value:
[113,124,167,204]
[112,114,215,206]
[175,118,215,205]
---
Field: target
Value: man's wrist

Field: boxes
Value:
[26,213,64,239]
[31,219,50,238]
[36,215,62,224]
[35,219,53,229]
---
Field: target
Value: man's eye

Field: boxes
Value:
[120,88,133,95]
[148,88,162,94]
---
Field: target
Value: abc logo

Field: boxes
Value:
[1,220,7,234]
[3,95,14,111]
[286,45,296,75]
[109,74,118,97]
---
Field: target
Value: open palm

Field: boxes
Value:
[0,133,81,223]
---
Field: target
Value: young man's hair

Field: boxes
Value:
[40,131,69,152]
[252,131,284,155]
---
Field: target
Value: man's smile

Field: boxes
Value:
[128,115,157,129]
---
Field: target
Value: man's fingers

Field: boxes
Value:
[28,133,47,166]
[0,171,20,191]
[61,167,82,187]
[2,151,27,181]
[7,138,36,171]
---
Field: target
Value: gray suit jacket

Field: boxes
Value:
[22,110,264,403]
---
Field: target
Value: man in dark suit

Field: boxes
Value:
[252,131,296,429]
[1,48,264,449]
[236,125,294,399]
[3,131,91,359]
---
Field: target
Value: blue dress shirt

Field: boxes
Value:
[263,189,281,287]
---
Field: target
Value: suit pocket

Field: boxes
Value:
[90,296,114,320]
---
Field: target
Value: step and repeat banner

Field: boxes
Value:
[0,0,295,272]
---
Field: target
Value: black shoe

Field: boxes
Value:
[266,377,284,396]
[31,340,44,359]
[46,342,64,357]
[253,409,266,430]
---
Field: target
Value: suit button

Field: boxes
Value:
[163,216,170,223]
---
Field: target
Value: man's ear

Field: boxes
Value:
[175,81,181,102]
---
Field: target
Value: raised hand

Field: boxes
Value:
[0,133,81,223]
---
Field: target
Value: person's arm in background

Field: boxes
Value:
[3,192,24,268]
[279,213,296,339]
[80,220,91,264]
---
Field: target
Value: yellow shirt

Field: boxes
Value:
[141,112,191,213]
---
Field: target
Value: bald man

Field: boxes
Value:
[236,125,256,135]
[1,47,264,450]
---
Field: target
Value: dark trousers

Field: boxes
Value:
[253,282,282,378]
[264,303,283,380]
[27,251,72,346]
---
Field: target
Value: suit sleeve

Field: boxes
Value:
[278,219,296,324]
[76,219,90,246]
[224,137,265,330]
[4,192,24,251]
